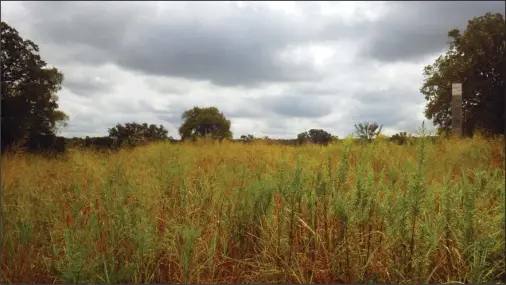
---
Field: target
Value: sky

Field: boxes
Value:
[1,1,504,139]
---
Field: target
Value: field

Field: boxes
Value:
[1,134,505,284]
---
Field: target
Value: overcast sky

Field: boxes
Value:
[2,1,504,139]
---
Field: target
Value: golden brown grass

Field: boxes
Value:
[1,134,504,284]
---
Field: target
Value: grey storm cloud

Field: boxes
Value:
[360,1,505,62]
[224,105,266,119]
[353,88,423,106]
[157,114,182,127]
[18,1,337,87]
[12,1,502,86]
[351,103,417,128]
[63,74,113,97]
[349,88,428,133]
[144,78,192,95]
[64,113,102,135]
[261,94,333,118]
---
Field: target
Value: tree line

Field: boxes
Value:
[70,119,430,150]
[1,12,504,153]
[67,122,174,150]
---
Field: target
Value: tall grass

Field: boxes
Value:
[1,134,504,283]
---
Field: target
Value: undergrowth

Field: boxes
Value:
[1,132,504,283]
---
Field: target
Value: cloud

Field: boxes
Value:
[61,65,116,97]
[15,1,339,87]
[348,87,434,135]
[1,1,500,139]
[261,94,333,118]
[144,77,202,95]
[359,1,505,62]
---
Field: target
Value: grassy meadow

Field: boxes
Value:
[1,134,505,284]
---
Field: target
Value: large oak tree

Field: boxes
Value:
[178,107,232,140]
[1,21,68,151]
[420,13,505,136]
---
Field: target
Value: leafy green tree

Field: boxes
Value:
[296,129,333,145]
[145,123,170,140]
[108,122,169,147]
[296,131,310,144]
[354,122,383,141]
[420,12,505,136]
[178,107,232,140]
[1,21,68,151]
[390,131,409,145]
[240,134,255,143]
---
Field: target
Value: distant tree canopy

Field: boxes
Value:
[421,12,505,137]
[354,122,383,141]
[1,21,68,151]
[108,122,169,147]
[83,136,116,149]
[240,134,255,142]
[178,107,232,140]
[297,129,333,145]
[390,131,409,145]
